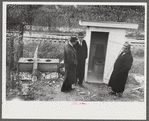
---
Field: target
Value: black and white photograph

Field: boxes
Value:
[2,1,147,120]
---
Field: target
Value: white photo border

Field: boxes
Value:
[2,2,147,120]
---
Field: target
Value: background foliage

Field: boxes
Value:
[7,5,145,37]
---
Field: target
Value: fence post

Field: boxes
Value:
[32,46,39,82]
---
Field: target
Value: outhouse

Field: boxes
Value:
[79,21,138,84]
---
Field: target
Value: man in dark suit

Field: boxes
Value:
[73,32,88,87]
[108,41,133,97]
[61,37,78,92]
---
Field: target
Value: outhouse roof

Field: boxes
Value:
[79,21,138,29]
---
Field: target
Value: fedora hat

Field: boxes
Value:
[70,36,77,43]
[78,32,84,38]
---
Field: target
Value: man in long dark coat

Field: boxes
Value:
[61,37,78,92]
[108,41,133,97]
[73,32,88,87]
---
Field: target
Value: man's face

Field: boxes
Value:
[78,37,84,41]
[122,46,129,53]
[72,41,77,45]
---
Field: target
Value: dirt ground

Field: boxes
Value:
[6,75,144,102]
[6,56,144,102]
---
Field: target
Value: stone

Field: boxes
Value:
[79,92,86,95]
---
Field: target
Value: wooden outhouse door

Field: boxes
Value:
[103,29,126,84]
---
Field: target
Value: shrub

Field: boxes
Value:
[23,42,38,58]
[131,46,144,58]
[130,46,144,75]
[38,42,64,61]
[129,59,144,75]
[23,41,65,61]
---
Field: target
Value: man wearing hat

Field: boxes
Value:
[61,36,78,92]
[108,41,133,97]
[73,32,88,87]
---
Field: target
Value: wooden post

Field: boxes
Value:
[32,46,38,82]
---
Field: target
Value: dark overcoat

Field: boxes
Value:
[63,44,77,85]
[108,51,133,93]
[74,40,88,62]
[73,40,88,83]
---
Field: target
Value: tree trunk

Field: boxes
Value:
[9,37,14,70]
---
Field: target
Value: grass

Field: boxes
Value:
[130,58,144,75]
[131,46,144,58]
[23,41,64,61]
[126,46,144,95]
[130,46,144,75]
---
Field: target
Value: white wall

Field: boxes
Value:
[84,27,127,84]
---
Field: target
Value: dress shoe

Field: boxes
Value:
[70,88,75,90]
[61,89,69,93]
[116,92,123,97]
[74,82,78,86]
[109,91,116,95]
[78,83,84,87]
